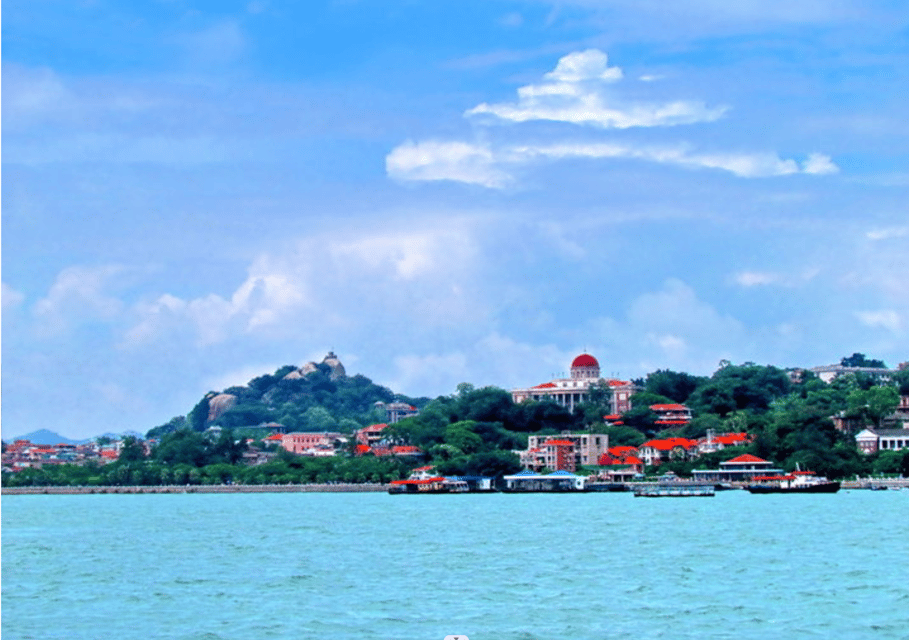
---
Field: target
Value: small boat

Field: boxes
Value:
[745,470,840,494]
[633,483,715,498]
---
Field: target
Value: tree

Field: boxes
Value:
[847,385,899,428]
[645,370,706,404]
[840,353,886,368]
[118,436,147,463]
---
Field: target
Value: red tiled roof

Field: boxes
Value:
[532,382,557,389]
[392,445,422,454]
[713,432,751,445]
[608,446,638,456]
[724,454,768,464]
[650,404,689,411]
[642,437,698,451]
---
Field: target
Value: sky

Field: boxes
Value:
[3,0,908,440]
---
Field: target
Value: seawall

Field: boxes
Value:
[2,483,390,495]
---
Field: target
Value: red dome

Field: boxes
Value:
[571,354,599,369]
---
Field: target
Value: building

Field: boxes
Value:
[281,432,344,456]
[376,402,420,424]
[526,432,609,467]
[355,423,390,448]
[697,431,751,455]
[638,437,699,466]
[691,454,783,483]
[650,403,692,428]
[809,364,898,383]
[855,428,909,455]
[511,353,636,414]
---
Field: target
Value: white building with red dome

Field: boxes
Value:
[510,353,636,414]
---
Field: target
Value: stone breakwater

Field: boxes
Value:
[2,483,390,495]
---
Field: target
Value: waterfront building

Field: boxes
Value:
[511,353,636,414]
[525,432,609,468]
[691,454,783,483]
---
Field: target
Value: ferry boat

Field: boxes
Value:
[633,483,715,498]
[745,470,840,494]
[387,476,470,494]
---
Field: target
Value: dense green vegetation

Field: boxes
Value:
[4,354,908,487]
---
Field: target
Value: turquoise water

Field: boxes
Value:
[2,490,907,640]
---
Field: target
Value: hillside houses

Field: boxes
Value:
[1,439,130,472]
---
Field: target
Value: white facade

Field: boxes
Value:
[511,353,635,414]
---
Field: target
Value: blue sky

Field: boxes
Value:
[3,0,908,440]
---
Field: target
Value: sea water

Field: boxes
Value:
[2,490,907,640]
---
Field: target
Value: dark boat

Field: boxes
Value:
[745,471,840,494]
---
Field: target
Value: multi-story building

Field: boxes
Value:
[511,353,636,414]
[280,432,344,455]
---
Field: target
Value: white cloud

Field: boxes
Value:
[33,265,126,334]
[2,282,26,312]
[124,224,483,348]
[466,49,727,129]
[544,49,624,83]
[866,226,909,241]
[855,310,902,333]
[388,138,832,185]
[732,268,819,288]
[802,153,839,175]
[386,140,511,188]
[389,49,838,187]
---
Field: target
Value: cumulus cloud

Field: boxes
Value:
[466,49,727,129]
[33,265,126,335]
[388,49,837,187]
[802,153,839,175]
[124,224,483,349]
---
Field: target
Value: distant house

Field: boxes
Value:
[355,424,389,448]
[280,432,343,456]
[697,431,751,455]
[650,403,692,427]
[596,446,644,474]
[638,437,699,466]
[809,364,897,383]
[376,402,420,424]
[855,428,909,455]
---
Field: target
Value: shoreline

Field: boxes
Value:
[1,483,390,495]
